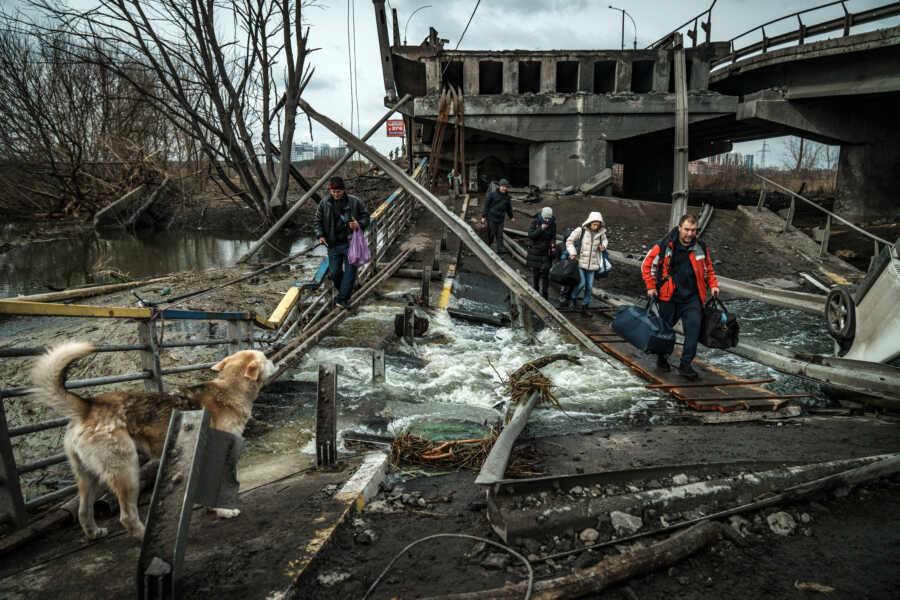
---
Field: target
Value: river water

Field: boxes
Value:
[1,231,835,501]
[0,223,321,298]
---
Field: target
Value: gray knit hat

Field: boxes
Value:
[498,178,510,187]
[541,206,553,219]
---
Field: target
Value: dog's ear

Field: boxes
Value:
[243,359,260,381]
[211,356,231,372]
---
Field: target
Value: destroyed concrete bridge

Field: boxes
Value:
[373,0,900,221]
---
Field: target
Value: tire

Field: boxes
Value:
[825,287,855,353]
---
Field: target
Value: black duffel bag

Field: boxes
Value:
[549,258,579,285]
[699,296,740,349]
[611,298,676,355]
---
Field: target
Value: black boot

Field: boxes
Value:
[580,303,591,317]
[677,362,699,380]
[656,355,671,372]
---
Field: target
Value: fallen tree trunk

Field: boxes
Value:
[7,276,173,304]
[421,521,733,600]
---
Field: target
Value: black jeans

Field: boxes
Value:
[531,267,549,298]
[486,220,505,252]
[657,296,702,366]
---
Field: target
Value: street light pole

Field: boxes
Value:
[608,5,637,50]
[404,5,433,45]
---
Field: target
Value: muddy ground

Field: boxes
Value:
[294,417,900,600]
[2,183,893,599]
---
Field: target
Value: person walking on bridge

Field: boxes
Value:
[641,214,719,379]
[480,178,514,254]
[566,211,608,317]
[315,176,371,309]
[527,206,557,299]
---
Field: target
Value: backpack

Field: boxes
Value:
[561,226,583,255]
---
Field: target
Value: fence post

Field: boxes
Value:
[756,184,767,211]
[782,196,796,233]
[421,266,432,308]
[403,304,415,344]
[0,399,27,529]
[137,319,164,393]
[227,320,252,355]
[818,214,831,258]
[316,364,337,467]
[372,350,385,383]
[370,220,379,275]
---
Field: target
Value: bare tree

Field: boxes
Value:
[782,136,823,176]
[0,24,172,216]
[25,0,316,225]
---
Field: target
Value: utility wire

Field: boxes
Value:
[351,0,361,137]
[439,0,482,79]
[346,0,355,135]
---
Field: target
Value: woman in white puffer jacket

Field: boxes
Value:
[565,211,608,316]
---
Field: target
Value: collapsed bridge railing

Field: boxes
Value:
[0,159,426,533]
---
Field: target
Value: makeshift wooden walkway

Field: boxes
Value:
[567,312,796,412]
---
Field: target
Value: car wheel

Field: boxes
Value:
[825,287,855,351]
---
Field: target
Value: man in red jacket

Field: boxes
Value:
[641,214,719,379]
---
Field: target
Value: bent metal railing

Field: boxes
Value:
[711,0,900,70]
[0,159,425,531]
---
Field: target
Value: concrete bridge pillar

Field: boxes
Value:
[834,142,900,222]
[529,138,611,190]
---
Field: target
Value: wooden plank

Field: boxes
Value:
[571,315,785,412]
[268,287,301,326]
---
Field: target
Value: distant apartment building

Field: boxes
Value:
[290,142,348,162]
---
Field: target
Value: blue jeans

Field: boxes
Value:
[570,268,596,306]
[658,296,703,366]
[327,243,358,303]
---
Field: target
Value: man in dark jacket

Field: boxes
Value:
[641,214,719,379]
[527,206,556,298]
[315,176,371,309]
[480,178,514,253]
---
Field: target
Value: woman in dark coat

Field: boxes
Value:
[527,207,557,298]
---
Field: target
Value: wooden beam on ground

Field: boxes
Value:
[297,99,602,356]
[236,94,412,264]
[6,276,172,304]
[268,287,301,326]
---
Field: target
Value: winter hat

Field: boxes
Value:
[498,178,510,187]
[582,210,604,228]
[328,176,345,190]
[541,207,553,219]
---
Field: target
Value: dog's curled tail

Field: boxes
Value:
[31,341,96,419]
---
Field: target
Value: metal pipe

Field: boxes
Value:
[2,372,153,399]
[8,417,69,437]
[24,484,78,510]
[17,453,67,475]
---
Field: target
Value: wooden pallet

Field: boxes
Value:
[569,314,796,412]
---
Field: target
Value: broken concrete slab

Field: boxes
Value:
[578,168,613,195]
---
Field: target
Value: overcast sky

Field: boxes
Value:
[300,0,896,166]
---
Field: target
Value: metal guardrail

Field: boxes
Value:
[711,0,900,70]
[0,160,426,530]
[755,174,893,267]
[648,0,717,49]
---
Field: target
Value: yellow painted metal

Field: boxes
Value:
[253,314,277,330]
[370,162,426,221]
[822,270,852,286]
[0,300,151,319]
[268,287,300,326]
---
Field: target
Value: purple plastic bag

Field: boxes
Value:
[348,228,371,266]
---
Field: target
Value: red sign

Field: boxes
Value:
[386,119,406,137]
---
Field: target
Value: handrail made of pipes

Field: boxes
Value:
[711,1,900,69]
[0,157,426,527]
[755,174,894,247]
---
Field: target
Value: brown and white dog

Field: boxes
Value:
[31,341,276,540]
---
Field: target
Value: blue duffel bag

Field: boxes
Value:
[611,298,676,355]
